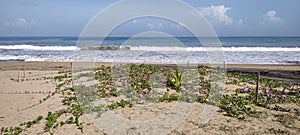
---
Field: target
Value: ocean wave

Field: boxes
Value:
[0,45,299,52]
[1,51,299,65]
[0,45,79,51]
[78,46,130,50]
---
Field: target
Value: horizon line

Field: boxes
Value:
[1,36,300,38]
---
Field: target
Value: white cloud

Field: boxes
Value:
[147,22,163,29]
[261,10,284,25]
[4,18,37,28]
[199,5,233,25]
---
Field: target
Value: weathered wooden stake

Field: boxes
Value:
[23,65,25,78]
[71,62,74,87]
[17,65,20,83]
[255,72,260,102]
[223,60,226,82]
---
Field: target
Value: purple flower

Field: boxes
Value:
[264,87,270,93]
[64,101,69,105]
[225,104,230,109]
[271,94,275,97]
[263,97,268,103]
[85,105,90,109]
[285,95,289,100]
[56,110,61,114]
[274,97,279,101]
[197,93,202,97]
[258,91,263,95]
[139,94,144,98]
[241,88,247,92]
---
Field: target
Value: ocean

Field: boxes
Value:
[0,37,299,65]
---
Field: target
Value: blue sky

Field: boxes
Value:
[0,0,299,37]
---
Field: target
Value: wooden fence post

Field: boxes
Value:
[17,65,20,83]
[23,65,25,78]
[71,62,74,87]
[255,72,260,102]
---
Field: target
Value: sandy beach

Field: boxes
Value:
[1,0,300,134]
[0,62,299,135]
[1,61,299,71]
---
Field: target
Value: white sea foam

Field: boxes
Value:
[0,55,48,62]
[129,46,300,52]
[1,45,299,64]
[0,45,80,51]
[24,58,48,62]
[1,45,299,52]
[0,55,26,61]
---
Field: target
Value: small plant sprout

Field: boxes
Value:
[167,69,183,91]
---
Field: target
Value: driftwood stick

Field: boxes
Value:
[291,84,295,91]
[282,84,289,94]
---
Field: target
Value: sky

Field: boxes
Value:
[0,0,299,37]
